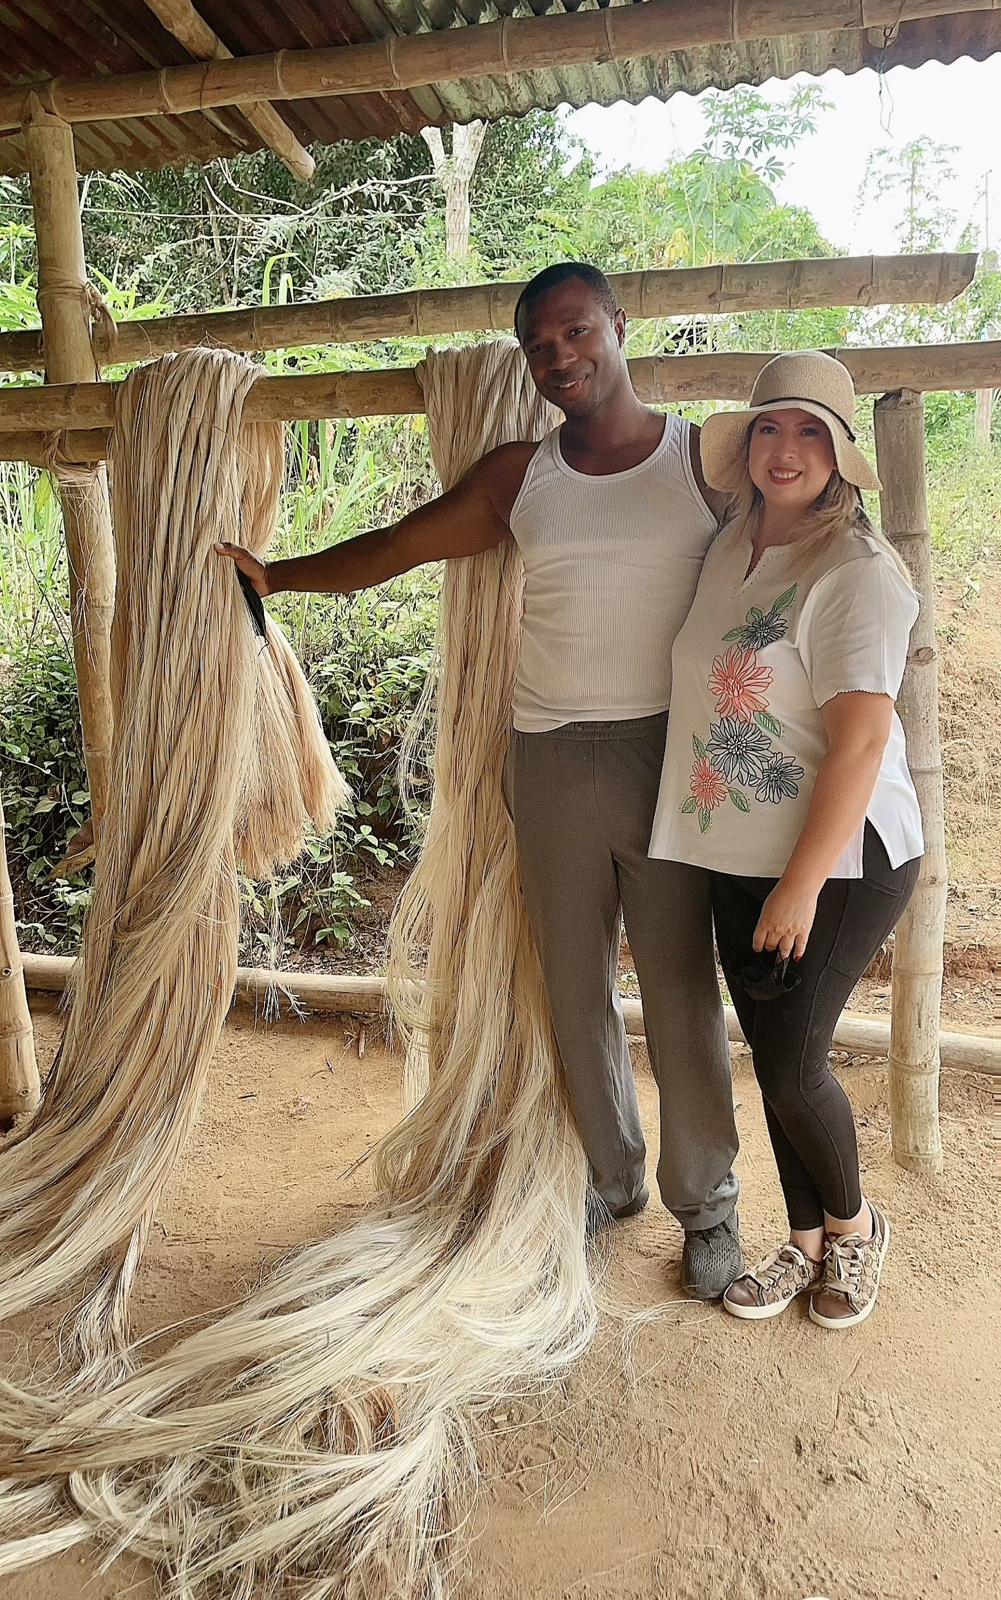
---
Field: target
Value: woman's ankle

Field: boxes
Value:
[824,1199,874,1243]
[788,1226,825,1264]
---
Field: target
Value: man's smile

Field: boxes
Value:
[549,371,590,398]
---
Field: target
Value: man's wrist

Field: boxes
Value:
[263,556,288,595]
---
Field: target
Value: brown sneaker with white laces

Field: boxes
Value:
[809,1203,890,1329]
[722,1241,824,1321]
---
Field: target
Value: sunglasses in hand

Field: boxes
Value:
[735,950,802,1002]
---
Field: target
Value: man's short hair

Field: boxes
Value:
[514,263,617,335]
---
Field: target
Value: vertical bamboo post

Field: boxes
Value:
[0,793,40,1124]
[874,389,945,1172]
[24,101,115,838]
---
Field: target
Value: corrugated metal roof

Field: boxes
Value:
[0,1,999,176]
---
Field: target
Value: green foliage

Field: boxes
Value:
[0,637,91,948]
[0,575,440,955]
[859,139,961,254]
[927,444,1001,577]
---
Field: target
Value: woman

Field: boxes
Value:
[650,351,923,1328]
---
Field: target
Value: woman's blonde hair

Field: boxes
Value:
[726,424,914,584]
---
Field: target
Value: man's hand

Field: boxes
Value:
[216,542,270,597]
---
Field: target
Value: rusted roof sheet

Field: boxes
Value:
[0,1,999,176]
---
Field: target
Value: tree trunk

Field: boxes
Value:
[0,792,40,1127]
[974,386,995,445]
[874,389,945,1173]
[421,121,487,262]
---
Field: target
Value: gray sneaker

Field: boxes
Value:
[682,1211,744,1300]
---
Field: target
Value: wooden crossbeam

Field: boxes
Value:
[0,2,990,133]
[1,341,998,463]
[0,255,978,374]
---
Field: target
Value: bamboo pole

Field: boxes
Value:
[0,1,982,133]
[0,254,976,374]
[0,342,998,457]
[0,795,40,1125]
[20,954,1000,1077]
[142,0,314,180]
[24,104,116,840]
[875,390,946,1173]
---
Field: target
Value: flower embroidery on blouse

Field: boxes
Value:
[707,645,773,720]
[707,717,773,784]
[682,583,801,832]
[753,752,806,804]
[722,584,798,651]
[689,756,729,812]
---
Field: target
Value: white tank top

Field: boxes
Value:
[508,415,718,732]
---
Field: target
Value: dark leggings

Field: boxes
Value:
[710,825,920,1230]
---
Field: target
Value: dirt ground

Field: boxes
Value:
[1,998,996,1600]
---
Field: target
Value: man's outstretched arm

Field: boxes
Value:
[217,442,534,597]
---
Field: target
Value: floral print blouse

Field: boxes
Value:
[649,524,924,879]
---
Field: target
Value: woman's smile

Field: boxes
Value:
[749,409,836,510]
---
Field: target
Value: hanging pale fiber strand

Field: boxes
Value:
[0,341,595,1600]
[0,348,347,1386]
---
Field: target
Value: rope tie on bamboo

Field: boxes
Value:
[598,7,615,64]
[35,280,117,481]
[35,278,118,367]
[383,37,402,91]
[272,50,292,101]
[85,282,118,365]
[40,431,97,486]
[499,18,513,73]
[156,67,177,115]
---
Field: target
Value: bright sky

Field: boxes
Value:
[564,56,1001,257]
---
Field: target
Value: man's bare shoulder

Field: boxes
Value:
[474,440,541,523]
[687,420,729,525]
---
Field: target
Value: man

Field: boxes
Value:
[219,263,742,1299]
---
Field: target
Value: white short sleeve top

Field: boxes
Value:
[649,523,924,879]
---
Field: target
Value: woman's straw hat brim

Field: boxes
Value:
[699,351,882,495]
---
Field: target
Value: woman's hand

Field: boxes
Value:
[753,876,819,962]
[215,542,270,597]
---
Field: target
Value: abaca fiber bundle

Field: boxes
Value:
[0,342,595,1600]
[0,349,347,1386]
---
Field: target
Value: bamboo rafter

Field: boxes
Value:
[0,255,977,374]
[141,0,314,180]
[0,341,998,464]
[0,2,996,133]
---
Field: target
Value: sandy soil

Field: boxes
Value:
[0,999,996,1600]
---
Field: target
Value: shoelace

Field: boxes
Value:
[825,1232,867,1301]
[749,1243,808,1292]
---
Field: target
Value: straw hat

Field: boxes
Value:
[699,350,881,494]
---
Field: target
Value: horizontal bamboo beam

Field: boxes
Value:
[0,2,988,134]
[22,954,1001,1076]
[0,431,108,468]
[142,0,314,180]
[0,255,976,373]
[0,342,999,462]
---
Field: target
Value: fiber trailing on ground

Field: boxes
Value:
[0,342,594,1600]
[0,348,347,1386]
